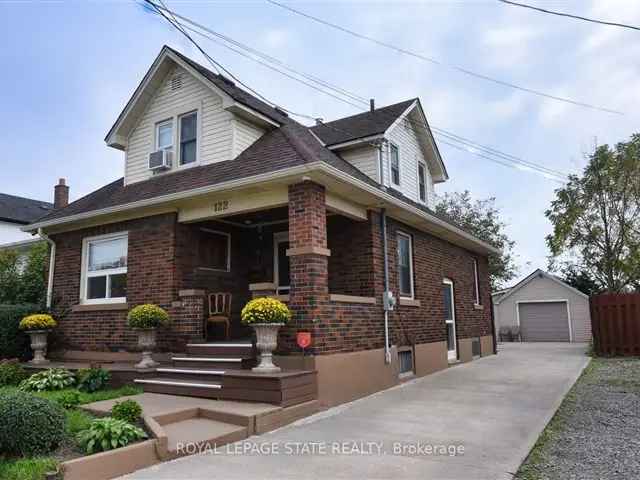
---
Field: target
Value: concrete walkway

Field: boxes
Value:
[122,343,589,480]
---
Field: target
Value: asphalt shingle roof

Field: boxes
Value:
[0,193,53,224]
[310,99,415,146]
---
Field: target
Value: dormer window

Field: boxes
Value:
[418,161,427,203]
[179,111,197,165]
[390,143,400,186]
[156,120,173,152]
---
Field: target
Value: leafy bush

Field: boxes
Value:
[19,313,56,331]
[111,399,143,424]
[19,368,76,392]
[0,360,27,386]
[241,297,291,325]
[0,304,39,360]
[0,390,65,456]
[127,304,170,329]
[77,368,111,393]
[0,242,48,306]
[76,417,147,454]
[65,408,94,436]
[55,389,81,409]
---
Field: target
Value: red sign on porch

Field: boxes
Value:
[297,332,312,349]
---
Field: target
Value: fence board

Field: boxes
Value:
[590,293,640,356]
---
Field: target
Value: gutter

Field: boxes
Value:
[38,228,55,309]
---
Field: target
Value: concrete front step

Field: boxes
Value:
[171,356,255,369]
[186,342,255,357]
[163,417,248,458]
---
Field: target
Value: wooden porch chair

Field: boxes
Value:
[207,292,232,340]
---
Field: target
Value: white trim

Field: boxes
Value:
[134,379,222,389]
[171,357,242,363]
[155,118,174,152]
[495,269,588,305]
[473,258,481,306]
[325,134,384,150]
[199,228,231,272]
[397,231,414,299]
[273,231,290,293]
[515,299,573,342]
[80,231,128,305]
[443,278,457,360]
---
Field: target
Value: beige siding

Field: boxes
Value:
[125,65,235,185]
[383,118,436,208]
[233,118,265,157]
[340,146,380,182]
[494,275,591,342]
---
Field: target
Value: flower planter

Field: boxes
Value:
[252,323,284,373]
[135,328,159,369]
[27,329,51,365]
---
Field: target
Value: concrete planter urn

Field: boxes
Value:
[252,323,284,373]
[135,328,159,369]
[27,330,51,365]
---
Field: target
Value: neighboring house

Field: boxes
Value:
[24,46,499,406]
[0,191,54,255]
[493,269,592,343]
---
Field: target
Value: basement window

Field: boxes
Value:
[398,349,414,377]
[81,233,128,304]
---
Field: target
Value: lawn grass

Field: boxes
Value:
[65,408,94,436]
[0,457,59,480]
[0,384,142,405]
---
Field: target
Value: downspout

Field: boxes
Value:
[380,208,392,364]
[38,228,55,309]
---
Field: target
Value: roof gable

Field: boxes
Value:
[494,269,588,304]
[105,46,287,150]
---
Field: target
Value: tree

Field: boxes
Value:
[559,263,601,296]
[546,134,640,293]
[435,191,517,290]
[0,242,48,305]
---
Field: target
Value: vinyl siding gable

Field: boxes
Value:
[339,146,380,182]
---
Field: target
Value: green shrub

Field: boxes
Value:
[111,399,143,424]
[65,408,94,436]
[0,304,39,360]
[76,417,147,454]
[127,304,170,329]
[77,368,111,393]
[55,389,81,409]
[19,368,76,392]
[0,390,65,456]
[0,360,27,386]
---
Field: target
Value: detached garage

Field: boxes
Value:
[493,269,591,343]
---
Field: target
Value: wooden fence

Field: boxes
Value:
[590,293,640,356]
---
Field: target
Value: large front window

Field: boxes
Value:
[199,229,230,272]
[397,232,414,298]
[82,233,128,303]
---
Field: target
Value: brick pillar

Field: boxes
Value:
[285,181,331,354]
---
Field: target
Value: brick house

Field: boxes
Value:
[25,46,499,406]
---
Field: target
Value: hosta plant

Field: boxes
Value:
[111,399,143,424]
[19,314,57,331]
[77,368,111,393]
[127,304,170,329]
[19,368,76,392]
[76,417,147,454]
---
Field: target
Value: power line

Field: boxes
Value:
[144,1,568,182]
[266,0,623,116]
[498,0,640,32]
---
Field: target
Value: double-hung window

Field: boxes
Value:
[418,162,427,203]
[156,120,173,152]
[82,233,128,303]
[390,143,400,186]
[397,232,414,298]
[473,258,481,305]
[179,111,197,165]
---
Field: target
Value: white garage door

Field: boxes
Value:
[519,302,570,342]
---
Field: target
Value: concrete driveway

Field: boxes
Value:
[123,343,589,480]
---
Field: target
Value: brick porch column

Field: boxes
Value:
[286,181,331,353]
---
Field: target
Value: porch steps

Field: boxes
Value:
[163,417,248,458]
[135,378,223,398]
[171,356,254,370]
[156,367,226,382]
[186,342,254,357]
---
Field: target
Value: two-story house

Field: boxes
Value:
[25,46,499,407]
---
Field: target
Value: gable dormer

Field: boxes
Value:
[106,46,283,185]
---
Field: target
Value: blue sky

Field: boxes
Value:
[1,0,639,283]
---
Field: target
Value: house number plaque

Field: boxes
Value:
[213,200,229,213]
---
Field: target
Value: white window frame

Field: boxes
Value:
[273,231,290,293]
[178,110,198,167]
[397,231,414,299]
[417,160,427,204]
[155,119,174,152]
[80,232,128,305]
[473,258,481,306]
[199,228,231,272]
[389,142,401,187]
[443,278,458,361]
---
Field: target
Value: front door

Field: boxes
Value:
[443,278,457,361]
[274,232,290,293]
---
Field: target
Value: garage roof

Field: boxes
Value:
[494,269,588,305]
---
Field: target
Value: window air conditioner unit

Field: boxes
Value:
[148,150,172,171]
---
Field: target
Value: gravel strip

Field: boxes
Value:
[517,357,640,480]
